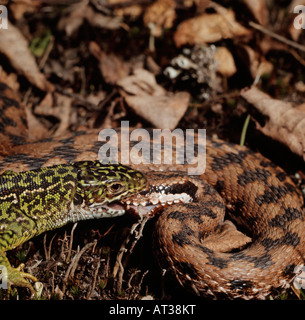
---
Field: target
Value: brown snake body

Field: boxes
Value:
[1,83,305,299]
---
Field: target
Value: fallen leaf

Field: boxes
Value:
[89,42,131,85]
[174,9,251,47]
[214,47,236,77]
[118,69,189,129]
[259,36,288,55]
[44,59,75,83]
[295,81,305,93]
[53,93,73,136]
[125,92,190,129]
[143,0,176,37]
[58,0,122,36]
[118,69,166,96]
[10,0,41,20]
[34,92,72,137]
[86,91,106,105]
[241,0,268,26]
[109,0,144,20]
[25,106,49,140]
[241,86,305,161]
[0,21,54,91]
[289,22,303,42]
[85,5,122,29]
[238,45,273,78]
[57,0,88,36]
[0,71,20,93]
[146,56,162,75]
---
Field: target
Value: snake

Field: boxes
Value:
[0,82,305,299]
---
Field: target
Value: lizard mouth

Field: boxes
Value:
[122,192,193,217]
[86,190,194,218]
[75,201,126,219]
[82,188,194,220]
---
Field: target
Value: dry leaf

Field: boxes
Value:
[289,23,303,42]
[25,107,49,140]
[44,59,74,83]
[295,81,305,93]
[143,0,176,37]
[241,0,268,26]
[34,92,72,137]
[89,42,131,85]
[57,0,88,36]
[0,71,20,93]
[85,5,122,29]
[259,36,288,55]
[214,47,236,77]
[125,92,190,129]
[118,69,189,129]
[10,0,41,20]
[86,91,106,105]
[106,0,143,17]
[53,93,73,136]
[118,69,166,96]
[239,45,273,78]
[110,1,143,18]
[58,0,121,36]
[0,21,54,91]
[241,86,305,161]
[174,9,251,47]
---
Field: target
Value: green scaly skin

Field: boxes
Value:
[0,161,147,298]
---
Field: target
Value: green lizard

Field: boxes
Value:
[0,161,147,298]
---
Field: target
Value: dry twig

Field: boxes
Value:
[112,216,150,293]
[86,259,101,299]
[62,240,97,294]
[43,233,57,261]
[249,21,305,52]
[66,223,78,263]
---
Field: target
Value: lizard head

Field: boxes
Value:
[72,161,147,218]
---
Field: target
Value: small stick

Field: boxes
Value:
[113,216,150,293]
[66,223,78,263]
[249,21,305,52]
[86,259,101,299]
[62,240,96,294]
[43,233,57,261]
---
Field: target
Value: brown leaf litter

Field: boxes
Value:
[241,86,305,162]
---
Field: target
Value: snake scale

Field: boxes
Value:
[0,82,305,299]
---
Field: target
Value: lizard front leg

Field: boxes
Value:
[0,249,38,298]
[0,205,39,299]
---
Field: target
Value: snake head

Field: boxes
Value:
[73,161,147,206]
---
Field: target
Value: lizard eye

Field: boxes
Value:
[108,183,124,194]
